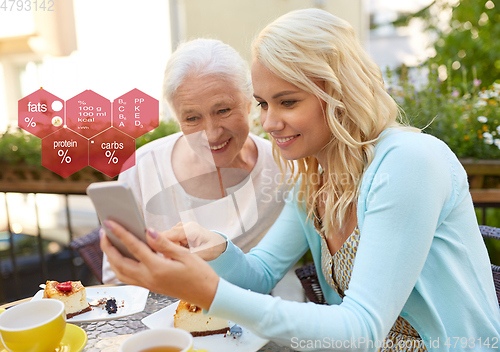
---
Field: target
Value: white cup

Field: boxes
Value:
[119,328,208,352]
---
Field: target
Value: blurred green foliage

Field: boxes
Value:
[389,66,500,159]
[0,128,41,166]
[392,0,500,91]
[430,0,500,90]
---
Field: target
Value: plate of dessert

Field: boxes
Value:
[142,300,269,352]
[32,281,149,322]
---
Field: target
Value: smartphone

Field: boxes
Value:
[86,181,147,259]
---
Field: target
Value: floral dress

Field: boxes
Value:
[314,211,427,351]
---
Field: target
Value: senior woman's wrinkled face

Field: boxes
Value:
[173,74,252,168]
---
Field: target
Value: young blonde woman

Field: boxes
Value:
[101,9,500,351]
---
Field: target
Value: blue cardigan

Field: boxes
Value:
[207,129,500,351]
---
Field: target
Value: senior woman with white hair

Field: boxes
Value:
[102,38,289,283]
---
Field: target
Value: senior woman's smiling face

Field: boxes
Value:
[173,74,252,168]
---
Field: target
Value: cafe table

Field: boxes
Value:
[0,288,298,352]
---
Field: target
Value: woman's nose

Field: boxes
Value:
[261,107,285,134]
[204,120,223,142]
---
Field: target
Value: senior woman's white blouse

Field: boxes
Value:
[102,132,290,284]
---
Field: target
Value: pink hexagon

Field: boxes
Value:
[41,128,89,177]
[66,90,112,138]
[113,89,159,138]
[89,127,135,177]
[18,88,65,139]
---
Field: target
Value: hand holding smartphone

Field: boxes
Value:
[86,181,148,259]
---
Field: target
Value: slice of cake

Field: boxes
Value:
[174,300,229,337]
[43,280,91,318]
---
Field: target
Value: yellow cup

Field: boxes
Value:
[0,299,66,352]
[119,328,209,352]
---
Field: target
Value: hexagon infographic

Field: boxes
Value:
[20,88,159,178]
[41,128,89,177]
[113,89,159,138]
[18,88,65,139]
[66,90,112,138]
[89,127,136,177]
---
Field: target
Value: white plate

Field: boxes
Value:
[142,301,269,352]
[32,285,149,322]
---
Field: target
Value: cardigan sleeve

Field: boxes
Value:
[207,134,454,351]
[208,197,310,294]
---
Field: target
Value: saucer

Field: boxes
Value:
[57,324,88,352]
[0,323,87,352]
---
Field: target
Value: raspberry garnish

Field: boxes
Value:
[56,281,72,292]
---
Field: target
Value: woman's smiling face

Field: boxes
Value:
[251,60,332,162]
[173,73,252,168]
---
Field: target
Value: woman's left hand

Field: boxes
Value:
[100,220,219,310]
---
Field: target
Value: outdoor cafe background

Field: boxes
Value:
[1,0,497,303]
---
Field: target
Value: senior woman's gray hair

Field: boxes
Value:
[163,38,252,114]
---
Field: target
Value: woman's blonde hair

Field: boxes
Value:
[252,8,416,236]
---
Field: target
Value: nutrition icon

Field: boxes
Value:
[18,88,65,139]
[18,88,159,177]
[89,128,136,178]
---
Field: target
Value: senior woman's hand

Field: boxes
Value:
[163,222,227,261]
[100,220,219,311]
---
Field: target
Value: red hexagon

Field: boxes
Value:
[89,127,135,177]
[18,88,65,139]
[41,128,89,177]
[113,89,159,138]
[66,90,112,138]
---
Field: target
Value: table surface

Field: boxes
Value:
[1,291,296,352]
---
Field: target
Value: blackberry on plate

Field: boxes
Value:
[105,298,118,314]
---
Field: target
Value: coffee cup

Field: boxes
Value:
[119,328,209,352]
[0,299,66,352]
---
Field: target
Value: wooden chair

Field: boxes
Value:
[69,228,103,283]
[296,226,500,306]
